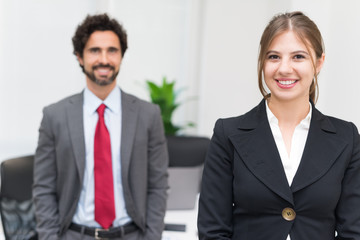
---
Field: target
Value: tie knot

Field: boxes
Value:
[97,104,106,117]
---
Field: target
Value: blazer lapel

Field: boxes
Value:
[66,92,86,183]
[291,107,348,192]
[229,100,294,205]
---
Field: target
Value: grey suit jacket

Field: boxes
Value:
[33,90,169,240]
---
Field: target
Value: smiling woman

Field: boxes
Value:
[258,11,325,104]
[263,30,325,117]
[264,31,320,102]
[198,11,360,240]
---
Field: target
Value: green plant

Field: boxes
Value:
[146,76,193,135]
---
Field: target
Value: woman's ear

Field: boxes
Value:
[316,53,325,74]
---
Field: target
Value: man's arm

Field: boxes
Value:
[33,107,60,240]
[143,106,169,239]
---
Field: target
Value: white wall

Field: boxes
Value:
[197,0,291,135]
[197,0,360,136]
[298,0,360,122]
[1,0,360,160]
[0,0,199,159]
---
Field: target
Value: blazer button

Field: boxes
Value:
[282,207,296,221]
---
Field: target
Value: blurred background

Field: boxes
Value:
[1,0,360,160]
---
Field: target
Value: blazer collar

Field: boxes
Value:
[291,103,346,193]
[66,90,142,226]
[229,99,294,204]
[66,89,139,180]
[229,99,347,205]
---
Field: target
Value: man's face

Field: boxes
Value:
[77,30,122,86]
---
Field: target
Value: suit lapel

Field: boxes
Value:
[229,100,348,204]
[291,107,348,192]
[120,91,138,192]
[229,100,294,205]
[66,93,86,183]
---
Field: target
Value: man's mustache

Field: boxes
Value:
[92,64,115,71]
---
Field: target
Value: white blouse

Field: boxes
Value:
[265,101,312,240]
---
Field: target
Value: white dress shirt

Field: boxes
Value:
[73,86,131,227]
[266,101,312,240]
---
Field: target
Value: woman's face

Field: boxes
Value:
[263,30,324,103]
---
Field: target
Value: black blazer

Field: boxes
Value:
[198,99,360,240]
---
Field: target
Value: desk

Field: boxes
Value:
[162,196,198,240]
[0,219,4,240]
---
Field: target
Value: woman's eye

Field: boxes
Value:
[294,54,305,59]
[268,55,279,60]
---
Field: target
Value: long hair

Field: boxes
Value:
[257,11,325,103]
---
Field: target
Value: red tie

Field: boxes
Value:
[94,104,115,229]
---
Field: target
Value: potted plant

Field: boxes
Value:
[146,76,210,210]
[146,76,194,136]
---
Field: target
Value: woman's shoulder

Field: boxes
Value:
[313,107,358,137]
[214,103,264,132]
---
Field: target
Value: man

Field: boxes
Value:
[33,13,168,240]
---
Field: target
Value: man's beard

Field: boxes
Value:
[84,64,119,86]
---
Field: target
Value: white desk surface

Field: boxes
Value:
[0,219,3,240]
[162,196,199,240]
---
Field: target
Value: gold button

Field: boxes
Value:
[282,207,296,221]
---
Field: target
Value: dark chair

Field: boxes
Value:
[0,155,37,240]
[164,136,210,233]
[166,136,210,210]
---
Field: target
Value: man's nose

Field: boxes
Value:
[99,51,109,64]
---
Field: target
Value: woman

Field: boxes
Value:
[197,11,360,240]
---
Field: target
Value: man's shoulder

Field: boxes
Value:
[121,90,158,110]
[44,92,83,112]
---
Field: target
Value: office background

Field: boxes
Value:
[1,0,360,160]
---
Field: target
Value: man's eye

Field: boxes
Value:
[89,48,99,53]
[108,48,118,53]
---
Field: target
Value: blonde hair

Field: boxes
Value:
[258,11,325,103]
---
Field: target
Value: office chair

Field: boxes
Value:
[0,155,37,240]
[164,136,210,233]
[166,136,210,210]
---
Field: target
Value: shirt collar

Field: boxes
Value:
[83,86,121,115]
[265,100,312,128]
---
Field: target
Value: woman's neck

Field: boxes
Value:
[267,96,311,156]
[267,97,310,127]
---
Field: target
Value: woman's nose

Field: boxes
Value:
[278,59,293,74]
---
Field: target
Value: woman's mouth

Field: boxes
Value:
[276,79,297,88]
